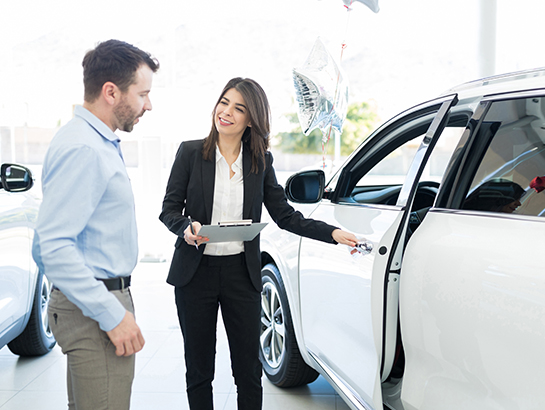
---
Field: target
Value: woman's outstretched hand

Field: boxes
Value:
[332,229,359,247]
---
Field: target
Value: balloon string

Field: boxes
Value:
[343,0,354,11]
[322,3,352,170]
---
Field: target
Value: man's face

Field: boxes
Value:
[114,64,154,132]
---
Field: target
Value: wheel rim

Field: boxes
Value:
[40,275,53,338]
[260,280,285,369]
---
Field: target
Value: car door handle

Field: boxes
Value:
[349,241,373,258]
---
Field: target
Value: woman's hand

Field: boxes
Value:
[332,229,359,247]
[184,220,208,246]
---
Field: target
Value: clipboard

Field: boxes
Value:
[198,220,268,243]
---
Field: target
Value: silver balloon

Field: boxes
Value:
[293,38,349,142]
[342,0,380,13]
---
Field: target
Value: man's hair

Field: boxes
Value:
[82,39,159,103]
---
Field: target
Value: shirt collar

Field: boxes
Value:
[74,105,120,143]
[215,144,243,170]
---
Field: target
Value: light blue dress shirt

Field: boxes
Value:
[32,105,138,332]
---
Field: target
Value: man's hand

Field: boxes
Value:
[106,311,145,356]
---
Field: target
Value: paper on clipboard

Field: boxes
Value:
[198,220,268,243]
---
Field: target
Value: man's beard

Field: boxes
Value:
[114,98,142,132]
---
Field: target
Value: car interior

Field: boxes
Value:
[461,96,545,217]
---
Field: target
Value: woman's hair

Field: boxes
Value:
[203,77,270,173]
[463,179,525,212]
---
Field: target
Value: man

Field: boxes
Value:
[32,39,159,410]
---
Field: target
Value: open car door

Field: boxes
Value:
[297,96,460,409]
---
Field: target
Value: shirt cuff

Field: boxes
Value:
[93,298,127,332]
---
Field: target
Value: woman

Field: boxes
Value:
[463,179,525,213]
[159,77,358,410]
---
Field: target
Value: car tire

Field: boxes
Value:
[8,272,56,356]
[260,263,319,387]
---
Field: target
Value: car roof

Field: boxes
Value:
[441,67,545,100]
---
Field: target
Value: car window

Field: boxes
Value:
[348,125,463,208]
[356,137,423,187]
[462,96,545,216]
[357,127,463,188]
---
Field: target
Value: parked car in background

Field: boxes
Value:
[259,68,545,410]
[0,163,55,356]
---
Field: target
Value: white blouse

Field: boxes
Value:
[203,144,245,256]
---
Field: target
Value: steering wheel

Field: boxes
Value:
[417,181,440,189]
[408,206,432,235]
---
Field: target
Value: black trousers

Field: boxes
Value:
[175,253,262,410]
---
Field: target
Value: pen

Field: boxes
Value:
[188,216,199,249]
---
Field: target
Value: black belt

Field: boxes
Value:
[99,276,131,291]
[52,276,131,292]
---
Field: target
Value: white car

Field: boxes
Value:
[259,68,545,410]
[0,163,55,356]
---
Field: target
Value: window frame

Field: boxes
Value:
[329,95,467,208]
[438,88,545,213]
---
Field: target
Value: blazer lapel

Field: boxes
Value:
[243,146,256,220]
[202,148,215,224]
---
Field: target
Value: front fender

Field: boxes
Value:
[260,224,315,367]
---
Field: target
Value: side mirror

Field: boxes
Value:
[284,170,325,204]
[1,163,34,192]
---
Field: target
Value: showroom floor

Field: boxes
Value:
[0,260,350,410]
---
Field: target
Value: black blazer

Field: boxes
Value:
[159,139,337,291]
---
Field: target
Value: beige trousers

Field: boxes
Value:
[48,288,135,410]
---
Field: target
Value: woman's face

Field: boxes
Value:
[501,198,522,213]
[214,88,251,141]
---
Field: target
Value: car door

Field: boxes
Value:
[400,91,545,410]
[0,189,34,341]
[298,95,462,409]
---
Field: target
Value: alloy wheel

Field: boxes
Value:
[260,281,285,369]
